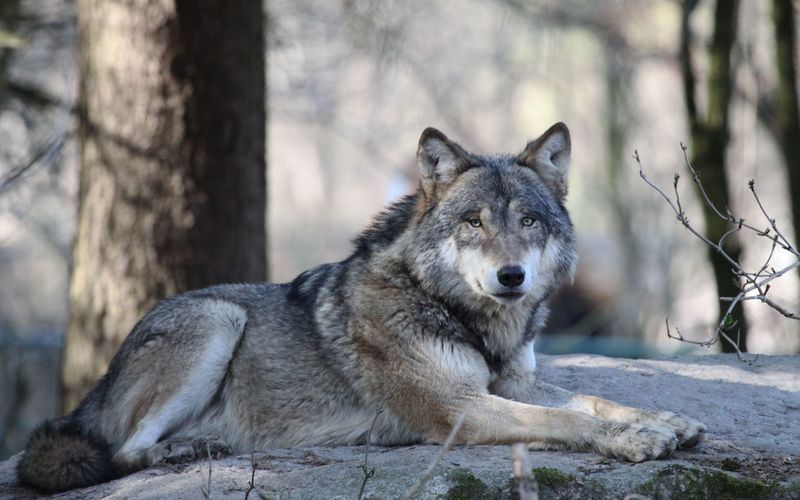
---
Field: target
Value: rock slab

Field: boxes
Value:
[1,353,798,499]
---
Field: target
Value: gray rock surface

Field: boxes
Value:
[1,353,798,499]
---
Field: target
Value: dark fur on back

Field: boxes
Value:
[17,416,115,492]
[352,193,419,258]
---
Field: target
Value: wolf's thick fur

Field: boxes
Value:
[19,123,705,492]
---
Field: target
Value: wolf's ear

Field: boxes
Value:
[417,127,472,200]
[517,122,571,200]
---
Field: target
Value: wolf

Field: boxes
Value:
[18,123,705,492]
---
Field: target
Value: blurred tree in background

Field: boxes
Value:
[0,0,77,458]
[61,0,267,411]
[771,0,800,273]
[681,0,745,352]
[680,0,800,353]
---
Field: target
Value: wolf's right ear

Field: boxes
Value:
[517,122,571,200]
[417,127,472,200]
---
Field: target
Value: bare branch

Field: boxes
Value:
[400,412,466,500]
[0,73,76,195]
[679,146,795,251]
[749,180,794,251]
[639,147,797,362]
[636,150,742,271]
[200,441,213,499]
[244,451,258,500]
[357,381,397,500]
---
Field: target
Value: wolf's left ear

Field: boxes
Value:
[417,127,472,200]
[517,122,571,200]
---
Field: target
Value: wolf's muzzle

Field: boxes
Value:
[497,265,525,288]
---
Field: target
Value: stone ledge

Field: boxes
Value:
[1,353,798,499]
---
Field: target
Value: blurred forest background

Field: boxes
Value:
[0,0,798,460]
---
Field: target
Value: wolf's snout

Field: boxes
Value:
[497,265,525,288]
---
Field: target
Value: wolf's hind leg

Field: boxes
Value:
[109,299,246,473]
[143,436,232,466]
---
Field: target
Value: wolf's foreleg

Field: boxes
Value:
[467,394,679,462]
[487,342,705,448]
[493,374,705,448]
[395,387,678,462]
[382,340,678,462]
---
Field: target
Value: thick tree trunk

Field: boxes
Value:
[772,0,800,254]
[63,0,266,412]
[772,0,800,353]
[681,0,746,352]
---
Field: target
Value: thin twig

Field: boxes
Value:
[400,412,466,500]
[664,317,750,362]
[244,451,257,500]
[637,151,743,271]
[749,180,794,251]
[739,260,800,296]
[200,441,213,499]
[680,143,729,221]
[750,235,779,290]
[0,71,76,195]
[357,381,398,500]
[723,294,800,319]
[680,145,794,251]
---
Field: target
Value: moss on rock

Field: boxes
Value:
[637,465,782,500]
[720,458,742,471]
[531,467,573,489]
[444,468,505,500]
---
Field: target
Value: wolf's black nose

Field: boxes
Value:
[497,265,525,288]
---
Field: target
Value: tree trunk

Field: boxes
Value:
[771,0,800,353]
[681,0,746,352]
[63,0,266,412]
[772,0,800,254]
[604,41,642,340]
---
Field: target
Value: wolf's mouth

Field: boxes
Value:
[475,281,526,303]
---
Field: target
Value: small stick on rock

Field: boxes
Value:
[244,451,257,500]
[357,381,397,500]
[200,441,213,499]
[511,443,539,500]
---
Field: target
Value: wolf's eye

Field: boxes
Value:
[521,216,536,227]
[468,218,482,228]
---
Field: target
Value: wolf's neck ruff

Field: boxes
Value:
[436,291,552,372]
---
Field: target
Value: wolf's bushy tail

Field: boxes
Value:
[17,415,115,492]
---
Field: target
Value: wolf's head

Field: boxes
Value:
[410,123,577,312]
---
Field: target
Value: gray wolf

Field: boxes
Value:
[18,123,705,492]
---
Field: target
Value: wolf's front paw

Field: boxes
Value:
[599,423,678,463]
[648,412,706,448]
